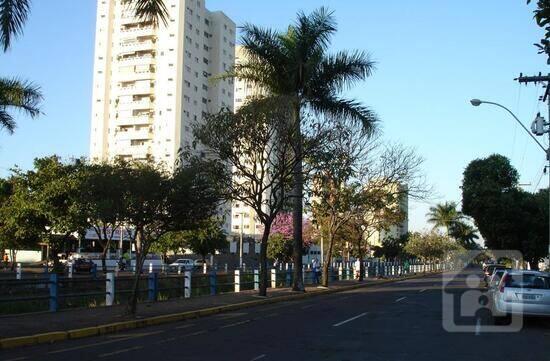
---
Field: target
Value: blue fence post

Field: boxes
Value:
[209,270,217,295]
[285,264,292,287]
[91,263,97,279]
[148,272,158,301]
[49,273,58,312]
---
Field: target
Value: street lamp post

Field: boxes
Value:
[470,99,550,266]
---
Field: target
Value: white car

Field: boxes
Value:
[169,258,194,271]
[492,270,550,321]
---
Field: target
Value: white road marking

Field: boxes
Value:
[174,323,195,329]
[333,312,368,327]
[395,297,407,303]
[475,317,481,336]
[99,345,143,358]
[220,319,251,329]
[250,354,267,361]
[183,330,208,337]
[419,288,427,293]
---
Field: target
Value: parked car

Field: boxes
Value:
[169,258,194,271]
[487,268,509,291]
[194,259,209,270]
[491,270,550,321]
[72,258,95,273]
[484,264,507,284]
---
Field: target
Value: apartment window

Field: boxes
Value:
[203,44,209,51]
[228,91,232,97]
[185,80,190,87]
[169,33,175,37]
[204,31,211,38]
[184,95,190,102]
[194,85,198,92]
[195,71,199,78]
[196,29,200,36]
[203,58,209,64]
[222,88,226,94]
[194,114,198,121]
[187,23,193,30]
[223,36,227,43]
[202,84,208,91]
[224,24,227,30]
[185,65,191,72]
[202,98,207,104]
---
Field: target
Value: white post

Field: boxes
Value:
[271,268,276,288]
[149,262,153,274]
[338,265,343,280]
[106,272,115,306]
[68,262,73,279]
[16,263,21,280]
[234,270,240,292]
[178,266,182,275]
[243,263,246,272]
[114,262,119,277]
[254,269,259,291]
[224,263,228,273]
[203,262,207,274]
[184,271,192,298]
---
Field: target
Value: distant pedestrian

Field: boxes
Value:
[311,258,320,284]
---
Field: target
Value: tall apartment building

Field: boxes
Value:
[230,46,264,246]
[89,0,236,169]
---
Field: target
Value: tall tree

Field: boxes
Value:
[229,8,377,291]
[527,0,550,62]
[179,218,227,262]
[192,98,314,296]
[426,202,464,236]
[449,221,480,250]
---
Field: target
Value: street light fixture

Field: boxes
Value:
[470,99,550,266]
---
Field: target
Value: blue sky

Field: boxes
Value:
[0,0,547,231]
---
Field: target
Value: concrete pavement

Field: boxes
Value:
[2,270,549,361]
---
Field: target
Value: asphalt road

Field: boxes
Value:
[2,269,550,361]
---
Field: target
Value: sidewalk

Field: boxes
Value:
[0,278,384,339]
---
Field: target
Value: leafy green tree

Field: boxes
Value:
[527,0,550,62]
[124,160,222,314]
[179,218,227,262]
[449,221,480,250]
[229,8,377,291]
[462,154,548,268]
[192,98,309,296]
[404,231,460,262]
[77,162,128,273]
[426,202,464,236]
[0,78,42,134]
[372,233,411,260]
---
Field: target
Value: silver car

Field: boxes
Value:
[492,270,550,318]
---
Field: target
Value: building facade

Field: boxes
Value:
[230,45,264,244]
[89,0,236,169]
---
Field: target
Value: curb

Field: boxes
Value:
[0,271,441,350]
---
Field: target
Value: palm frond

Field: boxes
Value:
[0,0,30,52]
[0,77,42,133]
[293,7,336,54]
[313,50,376,92]
[0,109,15,133]
[308,95,378,134]
[129,0,169,27]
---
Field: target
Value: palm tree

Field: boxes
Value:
[0,78,41,133]
[427,201,464,236]
[230,8,377,291]
[449,221,479,250]
[0,0,168,133]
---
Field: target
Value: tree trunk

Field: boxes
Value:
[9,249,17,271]
[322,234,335,287]
[291,104,304,292]
[101,246,108,274]
[127,231,144,316]
[258,224,271,297]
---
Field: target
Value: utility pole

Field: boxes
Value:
[516,73,550,267]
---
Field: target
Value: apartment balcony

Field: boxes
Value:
[118,40,155,52]
[120,13,149,25]
[120,26,155,38]
[114,114,153,127]
[113,141,152,158]
[118,83,153,96]
[115,126,153,141]
[117,54,156,66]
[116,98,154,111]
[118,69,155,82]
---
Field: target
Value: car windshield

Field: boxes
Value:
[505,274,550,289]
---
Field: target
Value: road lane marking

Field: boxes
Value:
[475,317,481,336]
[220,319,251,329]
[183,330,208,337]
[99,346,143,358]
[250,354,267,361]
[333,312,368,327]
[48,330,164,354]
[174,323,196,329]
[419,289,427,293]
[301,304,315,309]
[395,297,407,303]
